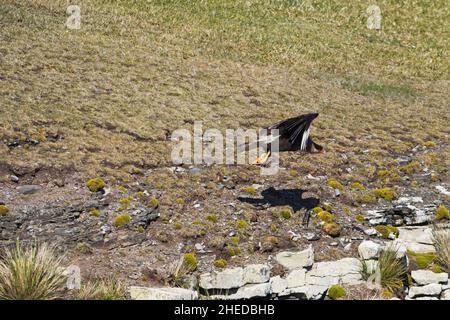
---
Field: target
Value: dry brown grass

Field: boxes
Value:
[0,0,448,181]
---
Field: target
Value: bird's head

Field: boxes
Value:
[306,139,324,154]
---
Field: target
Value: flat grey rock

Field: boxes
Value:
[408,283,442,298]
[199,267,244,290]
[18,185,42,195]
[243,264,270,284]
[358,240,380,260]
[411,270,448,285]
[275,245,314,270]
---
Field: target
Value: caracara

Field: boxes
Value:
[254,113,323,164]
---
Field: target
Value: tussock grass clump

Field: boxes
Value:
[435,205,449,221]
[149,197,159,208]
[400,161,421,175]
[214,259,227,268]
[327,179,344,190]
[361,248,407,292]
[357,193,376,204]
[373,187,398,202]
[183,253,197,272]
[230,236,240,245]
[351,182,366,191]
[237,219,248,229]
[432,226,450,271]
[86,178,106,192]
[166,256,191,288]
[227,247,241,256]
[119,196,133,206]
[74,278,124,300]
[206,214,218,223]
[114,214,131,228]
[0,241,65,300]
[89,208,100,217]
[355,214,365,222]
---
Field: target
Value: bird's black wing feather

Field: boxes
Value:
[269,113,318,146]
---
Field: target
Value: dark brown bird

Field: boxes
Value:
[254,113,323,164]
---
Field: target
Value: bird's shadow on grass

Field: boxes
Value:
[238,187,319,213]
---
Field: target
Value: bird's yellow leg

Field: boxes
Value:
[252,151,271,165]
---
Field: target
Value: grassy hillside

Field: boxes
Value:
[0,0,448,180]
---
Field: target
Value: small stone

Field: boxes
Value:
[243,264,270,284]
[364,228,378,236]
[10,175,19,183]
[358,240,381,260]
[275,245,314,270]
[329,242,338,247]
[189,168,202,174]
[408,283,442,298]
[304,232,320,241]
[128,286,197,300]
[195,243,205,253]
[306,258,362,286]
[411,270,448,285]
[18,185,42,195]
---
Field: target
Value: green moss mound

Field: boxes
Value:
[375,225,399,239]
[373,187,398,202]
[435,205,449,220]
[317,211,334,223]
[214,259,227,268]
[280,208,292,219]
[328,285,346,299]
[351,182,366,190]
[0,205,10,216]
[114,214,131,228]
[327,179,344,190]
[407,250,436,269]
[86,178,106,192]
[312,207,323,214]
[242,187,257,195]
[89,208,100,217]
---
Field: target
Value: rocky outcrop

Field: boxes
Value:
[128,286,198,300]
[366,202,436,227]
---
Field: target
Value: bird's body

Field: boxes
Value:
[254,113,323,164]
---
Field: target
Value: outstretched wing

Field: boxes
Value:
[269,113,318,150]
